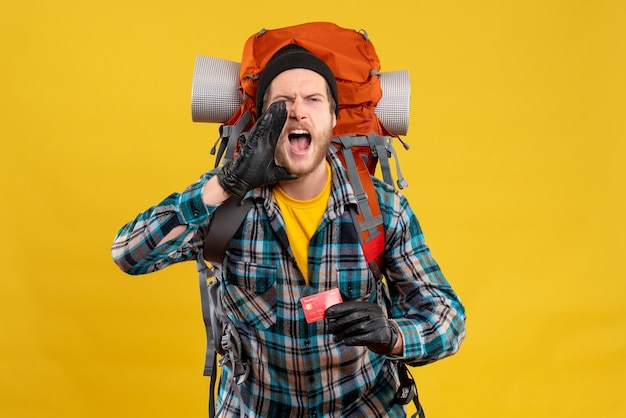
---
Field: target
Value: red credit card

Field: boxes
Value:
[301,288,343,323]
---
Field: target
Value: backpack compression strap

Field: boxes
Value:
[195,254,218,417]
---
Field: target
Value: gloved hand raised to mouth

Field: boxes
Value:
[325,301,400,355]
[217,101,297,198]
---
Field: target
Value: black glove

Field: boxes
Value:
[217,101,297,198]
[325,301,399,355]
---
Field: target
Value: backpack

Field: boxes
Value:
[190,22,423,418]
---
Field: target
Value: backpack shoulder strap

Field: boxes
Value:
[342,159,425,417]
[198,196,252,418]
[202,196,253,263]
[197,194,252,418]
[333,135,386,271]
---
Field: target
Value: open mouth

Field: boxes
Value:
[288,129,312,153]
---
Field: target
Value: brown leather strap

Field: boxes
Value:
[202,197,253,263]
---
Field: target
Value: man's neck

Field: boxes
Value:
[277,161,329,201]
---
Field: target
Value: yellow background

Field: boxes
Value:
[1,0,624,417]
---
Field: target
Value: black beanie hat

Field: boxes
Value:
[256,44,339,117]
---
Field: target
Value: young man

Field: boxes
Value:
[112,44,466,417]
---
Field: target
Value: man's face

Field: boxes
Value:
[264,68,337,178]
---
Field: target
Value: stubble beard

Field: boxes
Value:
[275,125,333,178]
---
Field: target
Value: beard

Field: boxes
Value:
[274,122,333,178]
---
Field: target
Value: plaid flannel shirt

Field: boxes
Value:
[112,151,465,417]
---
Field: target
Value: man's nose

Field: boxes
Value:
[287,98,305,119]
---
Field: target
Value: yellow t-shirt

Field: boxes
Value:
[273,163,332,284]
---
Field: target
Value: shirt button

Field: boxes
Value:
[193,210,200,217]
[304,340,310,346]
